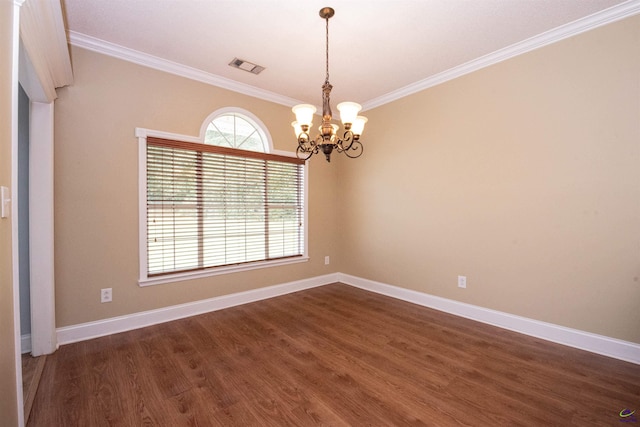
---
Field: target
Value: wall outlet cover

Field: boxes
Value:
[458,276,467,288]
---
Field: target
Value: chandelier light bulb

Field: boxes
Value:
[351,116,368,136]
[291,121,303,137]
[336,102,362,125]
[292,104,316,128]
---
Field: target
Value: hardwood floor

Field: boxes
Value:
[29,283,640,426]
[22,353,46,423]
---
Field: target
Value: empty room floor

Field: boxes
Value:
[28,283,640,426]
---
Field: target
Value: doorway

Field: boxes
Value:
[18,84,30,355]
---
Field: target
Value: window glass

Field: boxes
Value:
[205,114,266,152]
[146,139,304,276]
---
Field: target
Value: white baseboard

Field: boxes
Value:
[57,273,339,345]
[56,272,640,365]
[21,334,31,354]
[338,273,640,365]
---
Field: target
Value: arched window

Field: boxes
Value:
[204,113,268,152]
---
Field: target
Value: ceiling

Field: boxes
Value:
[62,0,632,110]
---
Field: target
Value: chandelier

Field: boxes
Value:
[292,7,367,162]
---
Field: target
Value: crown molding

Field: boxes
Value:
[67,30,304,108]
[362,0,640,111]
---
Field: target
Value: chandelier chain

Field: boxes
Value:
[325,15,330,82]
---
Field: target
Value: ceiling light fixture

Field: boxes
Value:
[292,7,367,162]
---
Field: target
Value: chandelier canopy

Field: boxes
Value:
[292,7,367,162]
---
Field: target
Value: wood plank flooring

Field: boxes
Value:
[29,283,640,426]
[22,353,46,423]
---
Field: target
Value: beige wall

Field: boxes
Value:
[54,46,340,327]
[56,15,640,345]
[0,1,20,425]
[338,15,640,344]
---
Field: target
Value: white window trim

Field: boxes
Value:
[135,119,309,287]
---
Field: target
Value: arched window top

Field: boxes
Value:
[201,108,272,153]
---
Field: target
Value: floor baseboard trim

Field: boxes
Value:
[338,273,640,365]
[57,273,339,346]
[21,334,31,354]
[56,272,639,365]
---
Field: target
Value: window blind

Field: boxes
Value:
[146,137,305,276]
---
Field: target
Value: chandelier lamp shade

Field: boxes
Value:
[292,7,368,162]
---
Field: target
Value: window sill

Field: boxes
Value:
[139,256,309,287]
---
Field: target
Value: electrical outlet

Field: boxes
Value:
[324,256,330,265]
[458,276,467,289]
[101,288,112,303]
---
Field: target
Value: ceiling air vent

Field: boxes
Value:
[229,58,265,75]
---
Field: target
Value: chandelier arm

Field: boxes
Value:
[296,145,314,160]
[297,132,322,154]
[314,134,326,148]
[342,140,364,158]
[338,130,355,151]
[297,132,311,148]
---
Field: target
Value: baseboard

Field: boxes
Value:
[21,334,31,354]
[56,271,640,365]
[57,273,340,345]
[338,273,640,365]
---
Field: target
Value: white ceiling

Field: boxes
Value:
[62,0,634,110]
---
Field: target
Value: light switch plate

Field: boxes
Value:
[1,186,9,218]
